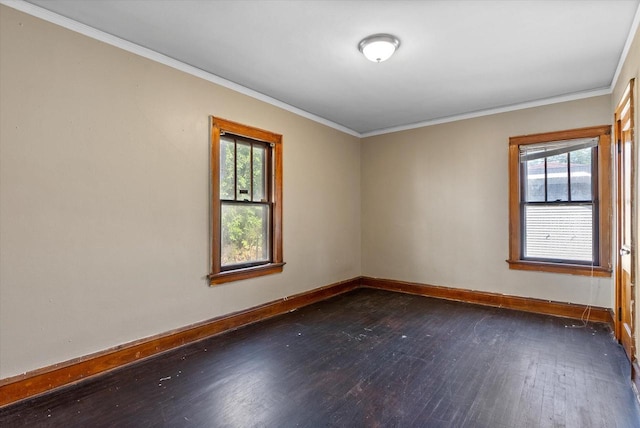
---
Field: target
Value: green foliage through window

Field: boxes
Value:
[209,116,283,285]
[220,135,270,268]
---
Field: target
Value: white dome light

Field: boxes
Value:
[358,34,400,63]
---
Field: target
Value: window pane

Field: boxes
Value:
[546,153,568,201]
[221,203,270,267]
[253,145,266,202]
[524,158,545,202]
[524,204,593,262]
[569,148,592,201]
[220,137,235,200]
[236,142,251,201]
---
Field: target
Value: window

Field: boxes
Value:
[508,125,612,276]
[209,117,284,285]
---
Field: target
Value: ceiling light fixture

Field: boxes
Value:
[358,34,400,63]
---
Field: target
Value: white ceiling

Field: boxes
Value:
[11,0,640,136]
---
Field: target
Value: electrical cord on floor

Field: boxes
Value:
[566,262,596,329]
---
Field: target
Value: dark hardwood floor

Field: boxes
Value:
[1,288,639,427]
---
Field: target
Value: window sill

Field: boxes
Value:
[209,262,285,285]
[506,259,612,277]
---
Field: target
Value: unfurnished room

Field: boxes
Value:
[1,1,640,427]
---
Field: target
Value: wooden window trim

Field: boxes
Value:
[208,117,284,285]
[507,125,613,277]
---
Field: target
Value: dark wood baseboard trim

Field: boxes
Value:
[361,277,614,325]
[0,277,360,408]
[1,275,618,408]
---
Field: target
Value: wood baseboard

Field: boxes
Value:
[0,277,360,408]
[361,276,614,325]
[0,275,617,408]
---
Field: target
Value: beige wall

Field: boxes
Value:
[612,21,640,360]
[0,6,361,378]
[361,96,613,307]
[1,3,635,381]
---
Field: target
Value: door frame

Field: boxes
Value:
[614,78,636,368]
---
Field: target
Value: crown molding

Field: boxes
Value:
[360,87,612,138]
[3,0,637,139]
[0,0,361,138]
[611,1,640,92]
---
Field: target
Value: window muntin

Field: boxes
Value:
[508,125,612,277]
[209,117,284,285]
